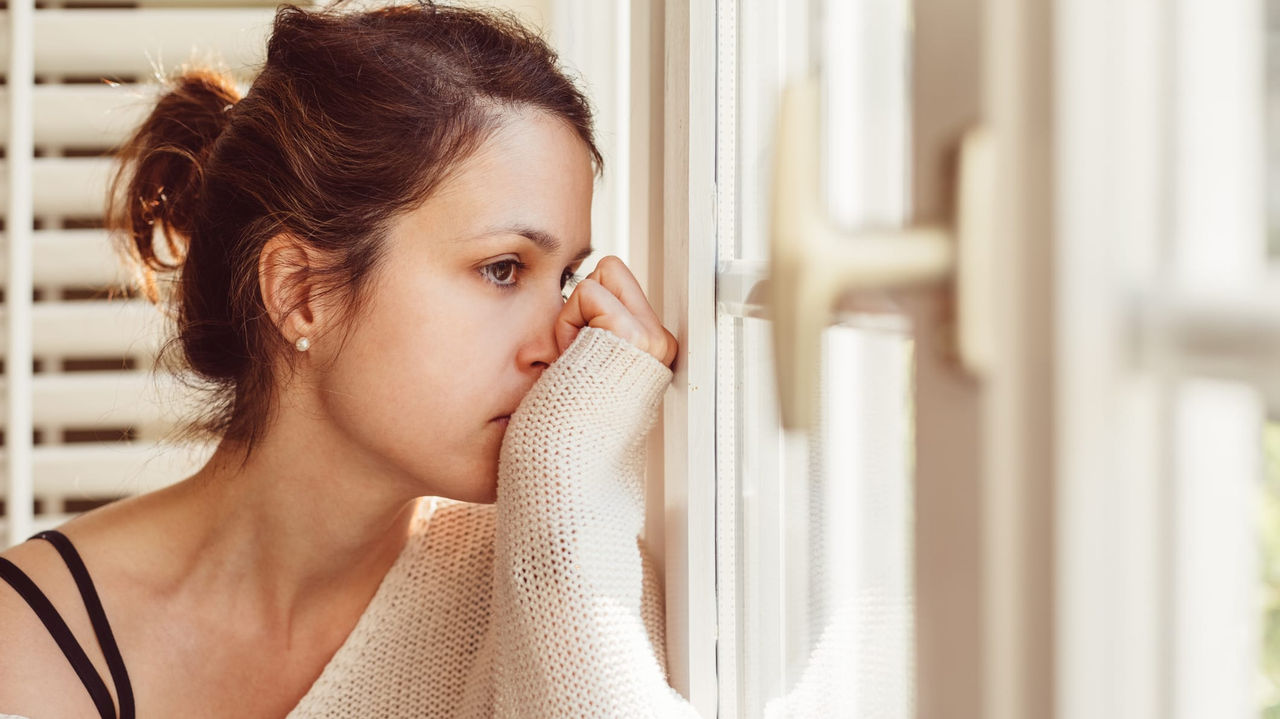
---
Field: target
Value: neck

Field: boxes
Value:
[149,408,424,646]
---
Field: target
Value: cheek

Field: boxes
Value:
[353,272,503,382]
[312,281,519,496]
[335,297,502,423]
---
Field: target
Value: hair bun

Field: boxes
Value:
[107,68,240,304]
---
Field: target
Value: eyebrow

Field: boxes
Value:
[473,224,594,263]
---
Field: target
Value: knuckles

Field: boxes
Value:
[562,255,679,367]
[596,254,625,271]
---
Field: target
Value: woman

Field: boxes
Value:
[0,3,694,717]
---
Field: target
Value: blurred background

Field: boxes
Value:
[5,1,1280,719]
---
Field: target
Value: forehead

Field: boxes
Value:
[401,109,596,252]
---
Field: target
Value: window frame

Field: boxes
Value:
[650,0,720,713]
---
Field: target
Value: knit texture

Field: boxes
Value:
[296,326,697,717]
[0,327,697,719]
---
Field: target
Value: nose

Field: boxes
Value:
[514,288,563,373]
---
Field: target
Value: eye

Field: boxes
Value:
[561,267,584,300]
[480,259,525,289]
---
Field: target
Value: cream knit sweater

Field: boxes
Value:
[3,327,700,719]
[289,327,698,717]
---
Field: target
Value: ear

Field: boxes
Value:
[258,233,326,345]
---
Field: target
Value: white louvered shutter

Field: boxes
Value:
[0,1,315,547]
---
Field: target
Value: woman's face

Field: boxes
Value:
[312,109,595,503]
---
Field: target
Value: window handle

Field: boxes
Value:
[770,76,993,430]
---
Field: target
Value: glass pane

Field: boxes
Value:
[716,0,915,715]
[733,0,809,263]
[727,317,914,718]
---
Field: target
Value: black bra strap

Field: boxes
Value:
[0,556,117,719]
[31,530,135,719]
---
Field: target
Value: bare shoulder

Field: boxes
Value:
[0,535,110,717]
[0,494,160,717]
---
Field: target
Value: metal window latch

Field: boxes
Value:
[769,76,993,430]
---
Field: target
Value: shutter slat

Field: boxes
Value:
[0,157,111,216]
[0,371,199,428]
[0,230,132,288]
[0,514,78,535]
[1,300,164,358]
[31,229,130,287]
[34,157,111,217]
[0,441,209,497]
[40,441,208,493]
[39,301,162,358]
[0,9,279,77]
[0,85,153,149]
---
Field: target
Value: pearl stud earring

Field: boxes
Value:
[295,336,311,352]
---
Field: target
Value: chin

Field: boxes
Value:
[432,469,498,505]
[469,477,498,505]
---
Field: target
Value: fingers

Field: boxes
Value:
[588,257,678,366]
[584,257,660,330]
[557,255,678,368]
[556,276,650,356]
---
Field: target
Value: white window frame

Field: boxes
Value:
[653,0,719,713]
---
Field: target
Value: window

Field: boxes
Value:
[714,0,913,716]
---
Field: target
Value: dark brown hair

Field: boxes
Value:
[107,2,603,459]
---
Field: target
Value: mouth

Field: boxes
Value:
[492,415,511,426]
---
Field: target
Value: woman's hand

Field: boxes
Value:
[555,255,678,368]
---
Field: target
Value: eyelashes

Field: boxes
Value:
[479,259,524,288]
[479,259,584,300]
[560,271,584,299]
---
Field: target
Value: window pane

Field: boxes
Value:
[717,0,915,714]
[726,316,914,718]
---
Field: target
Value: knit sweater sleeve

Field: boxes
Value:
[490,326,700,718]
